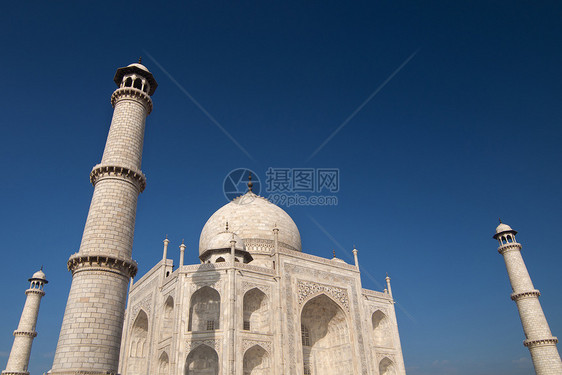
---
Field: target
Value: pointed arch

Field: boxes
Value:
[372,310,392,347]
[188,286,221,331]
[243,288,270,333]
[185,344,219,375]
[300,294,352,375]
[159,351,170,375]
[243,344,270,374]
[128,309,149,374]
[379,357,396,375]
[160,296,174,340]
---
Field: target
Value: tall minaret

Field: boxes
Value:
[51,61,157,374]
[494,221,562,375]
[2,269,48,375]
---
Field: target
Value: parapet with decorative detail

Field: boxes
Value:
[12,331,37,338]
[498,242,522,255]
[90,164,146,192]
[511,290,541,301]
[110,87,153,113]
[524,337,559,348]
[67,253,138,278]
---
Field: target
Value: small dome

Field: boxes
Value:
[205,232,245,252]
[29,268,48,283]
[127,62,150,73]
[496,223,513,234]
[32,269,46,280]
[493,222,517,239]
[199,191,301,256]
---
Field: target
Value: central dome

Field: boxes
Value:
[199,192,301,256]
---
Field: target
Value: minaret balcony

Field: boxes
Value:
[497,242,521,254]
[524,337,559,348]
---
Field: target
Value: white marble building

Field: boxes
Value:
[119,190,406,375]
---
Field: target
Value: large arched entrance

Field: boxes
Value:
[300,294,352,375]
[243,344,269,374]
[185,344,219,375]
[242,288,270,333]
[188,286,221,332]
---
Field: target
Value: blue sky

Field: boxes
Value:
[1,1,561,374]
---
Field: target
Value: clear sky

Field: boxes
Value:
[1,1,561,374]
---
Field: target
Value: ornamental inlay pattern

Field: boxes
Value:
[242,281,271,295]
[130,293,153,319]
[186,339,221,353]
[297,280,349,312]
[242,339,272,354]
[376,352,396,363]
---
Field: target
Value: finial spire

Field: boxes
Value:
[225,221,229,232]
[138,57,142,64]
[40,265,43,271]
[248,172,253,192]
[181,238,185,245]
[499,218,502,224]
[333,250,336,258]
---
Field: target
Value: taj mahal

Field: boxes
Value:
[2,61,561,375]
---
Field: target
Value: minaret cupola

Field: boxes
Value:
[114,58,158,95]
[28,268,48,291]
[493,220,518,245]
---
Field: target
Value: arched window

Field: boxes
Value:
[372,310,392,347]
[128,310,149,374]
[159,351,169,375]
[243,345,269,374]
[185,344,218,375]
[160,296,174,340]
[188,286,220,331]
[125,77,133,87]
[134,78,142,90]
[379,357,396,375]
[243,288,270,333]
[300,294,351,375]
[216,257,225,263]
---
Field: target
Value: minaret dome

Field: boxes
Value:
[114,61,158,96]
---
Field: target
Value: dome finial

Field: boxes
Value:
[40,265,43,271]
[333,249,336,258]
[499,218,502,224]
[225,221,229,232]
[247,172,253,192]
[138,56,142,64]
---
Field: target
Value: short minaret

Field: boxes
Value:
[385,273,393,299]
[51,60,157,374]
[352,246,359,268]
[162,235,170,261]
[179,240,186,267]
[3,269,48,375]
[494,221,562,375]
